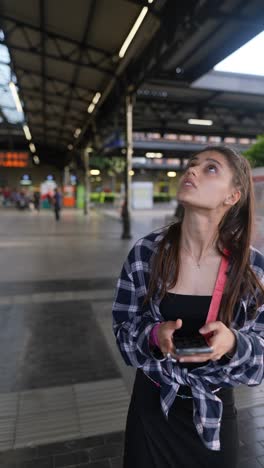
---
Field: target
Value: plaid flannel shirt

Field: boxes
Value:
[112,228,264,451]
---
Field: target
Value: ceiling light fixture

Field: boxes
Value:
[145,152,163,158]
[167,171,177,178]
[23,124,32,141]
[87,92,101,114]
[29,143,36,153]
[87,103,95,114]
[33,155,40,164]
[92,92,101,104]
[119,6,148,58]
[90,169,100,176]
[9,81,23,113]
[188,118,213,126]
[74,128,81,138]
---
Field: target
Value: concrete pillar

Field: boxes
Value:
[63,166,70,186]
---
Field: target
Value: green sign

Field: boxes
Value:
[76,185,84,209]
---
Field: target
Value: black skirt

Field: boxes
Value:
[123,369,238,468]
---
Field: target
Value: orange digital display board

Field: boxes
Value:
[0,152,29,167]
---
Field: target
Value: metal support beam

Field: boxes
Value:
[57,0,98,146]
[1,14,112,59]
[0,64,96,95]
[121,94,133,239]
[83,148,90,216]
[1,40,114,76]
[124,0,150,6]
[40,0,46,144]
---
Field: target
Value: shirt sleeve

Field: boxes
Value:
[219,303,264,385]
[205,249,264,387]
[112,246,164,367]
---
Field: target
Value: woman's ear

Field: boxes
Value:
[224,190,241,206]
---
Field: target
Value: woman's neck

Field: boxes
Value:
[181,209,221,259]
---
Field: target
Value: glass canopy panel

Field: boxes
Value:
[214,31,264,77]
[0,34,25,123]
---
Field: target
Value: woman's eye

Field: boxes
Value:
[207,165,217,173]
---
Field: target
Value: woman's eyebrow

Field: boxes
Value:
[188,156,223,167]
[205,158,223,167]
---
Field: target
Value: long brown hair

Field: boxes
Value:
[145,145,264,326]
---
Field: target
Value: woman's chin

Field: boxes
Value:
[177,193,195,205]
[177,197,208,210]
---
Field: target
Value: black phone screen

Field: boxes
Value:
[172,334,213,356]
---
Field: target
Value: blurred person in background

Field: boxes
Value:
[33,191,40,212]
[16,190,29,210]
[53,187,62,221]
[2,186,11,206]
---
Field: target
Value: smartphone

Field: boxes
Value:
[172,334,213,356]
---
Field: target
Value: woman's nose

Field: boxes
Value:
[186,166,197,177]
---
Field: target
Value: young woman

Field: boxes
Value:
[112,146,264,468]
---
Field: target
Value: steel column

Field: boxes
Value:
[83,148,90,216]
[121,94,133,239]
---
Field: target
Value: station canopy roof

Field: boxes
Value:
[0,0,264,167]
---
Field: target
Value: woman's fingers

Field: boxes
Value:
[174,319,183,329]
[157,319,183,355]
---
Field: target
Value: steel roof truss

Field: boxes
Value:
[56,0,98,146]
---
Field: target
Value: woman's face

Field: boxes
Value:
[177,150,239,210]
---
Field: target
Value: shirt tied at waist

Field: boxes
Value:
[154,367,223,451]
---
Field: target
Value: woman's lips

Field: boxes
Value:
[181,179,197,189]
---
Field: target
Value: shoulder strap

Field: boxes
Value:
[206,254,229,324]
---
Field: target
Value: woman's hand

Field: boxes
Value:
[177,321,236,363]
[157,319,183,358]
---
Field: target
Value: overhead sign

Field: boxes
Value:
[0,152,29,167]
[20,174,32,185]
[132,182,153,209]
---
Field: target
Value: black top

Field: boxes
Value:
[160,292,211,335]
[160,293,212,369]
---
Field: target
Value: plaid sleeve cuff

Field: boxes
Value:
[148,323,167,361]
[225,328,252,368]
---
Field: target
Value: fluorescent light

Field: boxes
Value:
[167,171,177,178]
[9,81,23,113]
[29,143,36,153]
[145,152,163,158]
[119,6,148,58]
[92,92,101,104]
[87,93,101,113]
[68,144,73,150]
[23,124,32,140]
[33,155,40,164]
[74,128,81,138]
[188,118,213,126]
[87,103,95,113]
[90,169,100,175]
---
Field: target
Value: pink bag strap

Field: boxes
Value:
[206,253,229,324]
